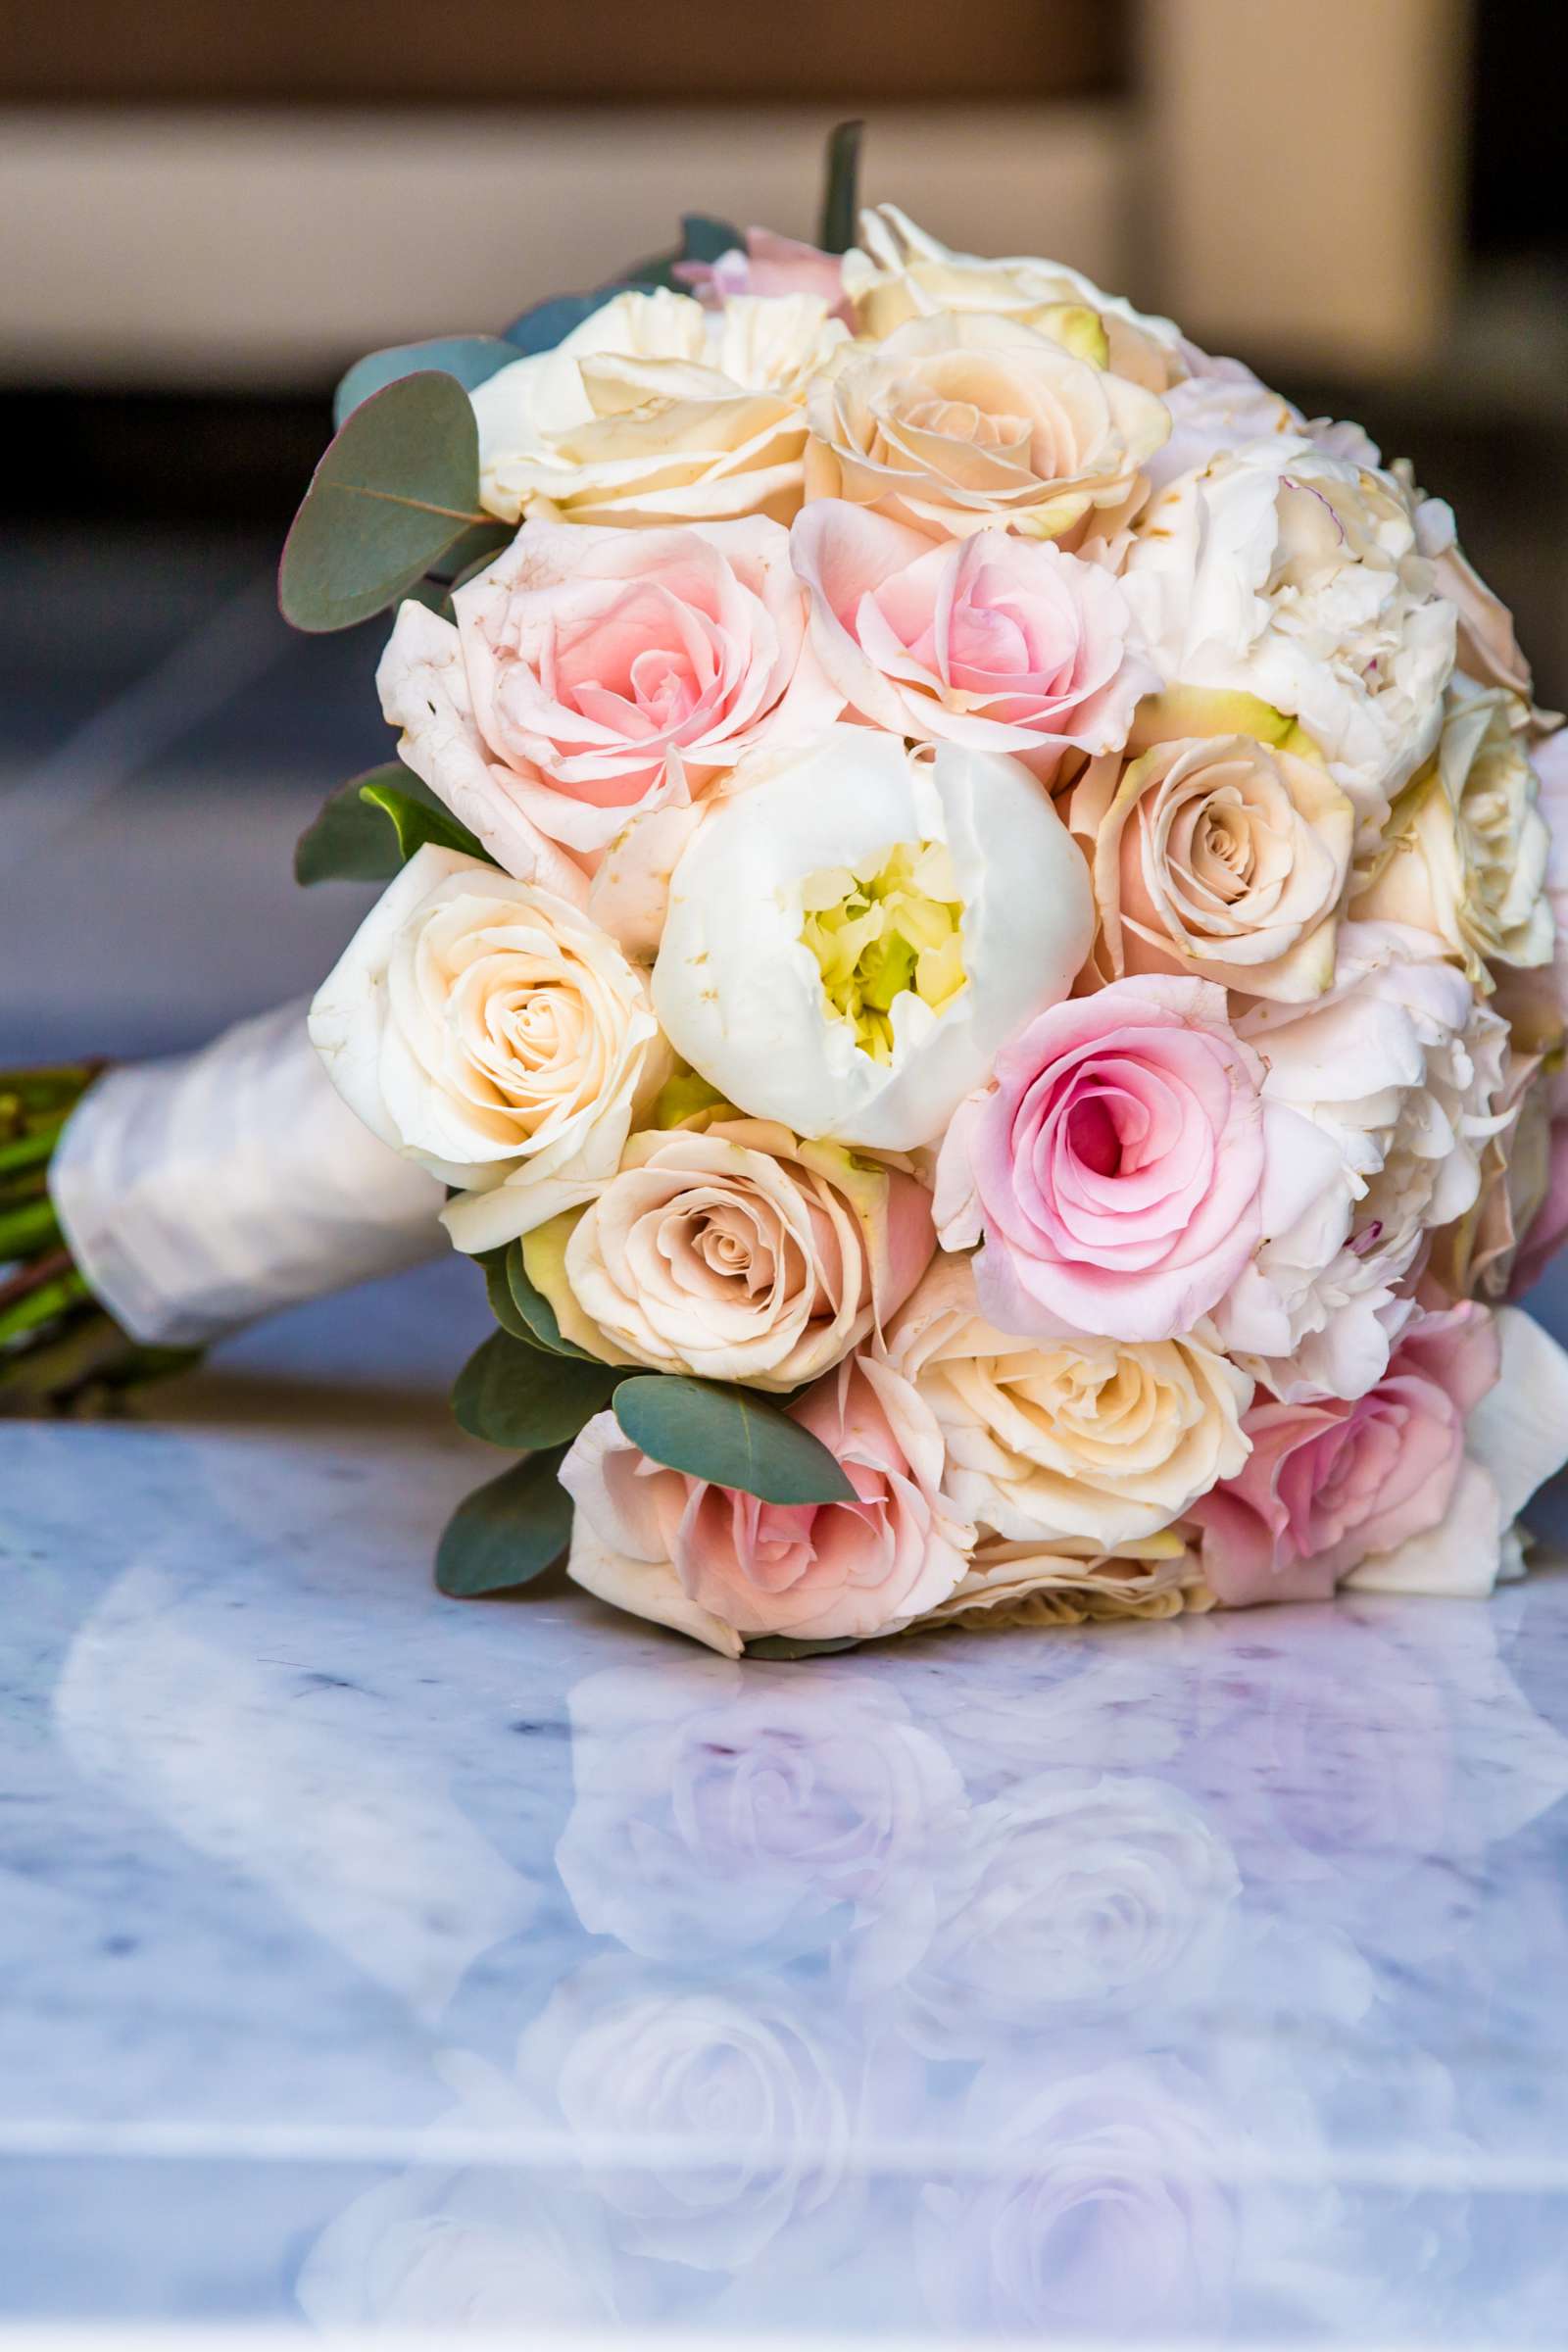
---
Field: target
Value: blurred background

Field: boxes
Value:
[1,0,1563,1061]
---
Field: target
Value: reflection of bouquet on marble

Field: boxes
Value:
[20,127,1568,1654]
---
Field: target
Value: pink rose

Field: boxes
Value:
[789,501,1155,777]
[1189,1302,1501,1606]
[676,227,853,323]
[935,977,1267,1343]
[562,1356,973,1654]
[378,515,834,859]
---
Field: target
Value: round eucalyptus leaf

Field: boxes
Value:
[613,1375,857,1505]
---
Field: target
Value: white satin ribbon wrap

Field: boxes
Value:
[49,1001,447,1348]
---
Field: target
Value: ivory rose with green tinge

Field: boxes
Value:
[308,845,667,1253]
[1354,680,1554,987]
[471,288,847,529]
[652,727,1094,1152]
[524,1115,936,1391]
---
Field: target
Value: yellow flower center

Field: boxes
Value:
[800,840,967,1064]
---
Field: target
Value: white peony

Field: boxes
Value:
[1120,438,1455,840]
[1217,923,1510,1397]
[307,844,667,1253]
[470,287,847,528]
[651,726,1093,1151]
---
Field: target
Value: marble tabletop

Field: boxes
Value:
[5,1253,1568,2348]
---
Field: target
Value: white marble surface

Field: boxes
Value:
[5,1252,1568,2344]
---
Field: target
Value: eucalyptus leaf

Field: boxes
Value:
[453,1330,618,1450]
[294,767,487,885]
[481,1249,534,1343]
[279,372,489,635]
[817,119,864,255]
[613,1376,857,1505]
[334,336,516,430]
[502,289,625,355]
[426,519,515,584]
[506,1240,598,1360]
[435,1447,572,1596]
[745,1634,864,1661]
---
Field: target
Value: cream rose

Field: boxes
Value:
[843,204,1186,391]
[1070,701,1356,1001]
[1354,681,1554,987]
[911,1533,1209,1631]
[1407,480,1562,734]
[885,1255,1252,1549]
[804,312,1171,547]
[471,288,846,529]
[307,844,666,1254]
[525,1115,936,1391]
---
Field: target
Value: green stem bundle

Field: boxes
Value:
[0,1061,198,1414]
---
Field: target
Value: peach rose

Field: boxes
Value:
[804,313,1170,547]
[1071,713,1355,1002]
[561,1355,974,1654]
[378,515,834,859]
[789,500,1154,776]
[527,1115,935,1391]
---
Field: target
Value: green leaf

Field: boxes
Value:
[435,1447,572,1595]
[294,766,488,886]
[426,518,515,584]
[480,1248,533,1343]
[817,119,864,255]
[359,777,487,865]
[279,372,489,635]
[453,1330,618,1450]
[745,1634,864,1661]
[502,289,623,354]
[613,1376,857,1505]
[334,336,516,430]
[505,1240,599,1360]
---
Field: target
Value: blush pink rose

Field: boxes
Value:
[935,977,1267,1344]
[1189,1301,1501,1606]
[380,514,835,860]
[676,227,853,323]
[790,501,1154,777]
[562,1355,973,1653]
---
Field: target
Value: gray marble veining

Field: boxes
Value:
[5,1253,1568,2340]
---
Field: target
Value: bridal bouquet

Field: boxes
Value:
[17,137,1568,1657]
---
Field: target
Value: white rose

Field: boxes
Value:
[1217,923,1510,1397]
[804,312,1171,546]
[307,844,667,1253]
[471,287,847,528]
[1354,679,1555,986]
[844,203,1186,391]
[886,1255,1251,1548]
[1121,438,1456,838]
[526,1114,935,1390]
[651,727,1093,1151]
